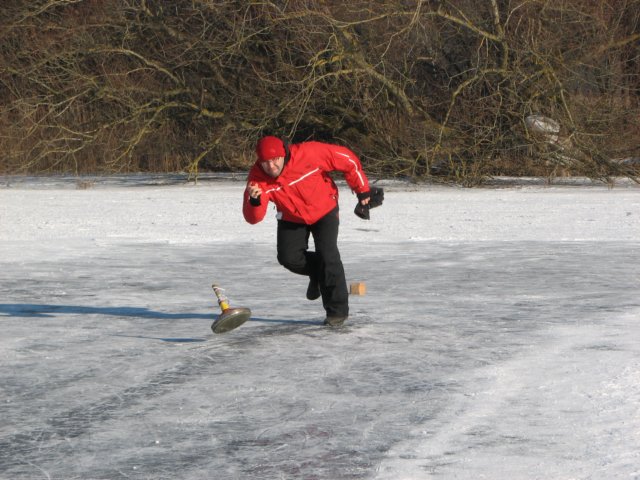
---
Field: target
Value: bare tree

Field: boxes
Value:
[0,0,637,183]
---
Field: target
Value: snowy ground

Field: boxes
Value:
[1,174,639,479]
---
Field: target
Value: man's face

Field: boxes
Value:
[260,156,285,178]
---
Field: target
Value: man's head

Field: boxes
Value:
[256,136,286,177]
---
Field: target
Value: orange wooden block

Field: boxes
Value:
[350,282,366,295]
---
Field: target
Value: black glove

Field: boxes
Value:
[354,187,384,220]
[249,195,261,206]
[368,187,384,208]
[354,202,370,220]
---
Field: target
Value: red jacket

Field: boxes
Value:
[243,141,370,225]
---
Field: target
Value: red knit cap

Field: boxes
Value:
[256,136,285,162]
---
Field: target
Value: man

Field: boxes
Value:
[243,136,383,326]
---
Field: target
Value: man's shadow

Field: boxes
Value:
[0,303,214,320]
[0,304,318,342]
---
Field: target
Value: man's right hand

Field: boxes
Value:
[247,182,262,198]
[247,182,262,206]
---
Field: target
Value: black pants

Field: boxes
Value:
[277,206,348,317]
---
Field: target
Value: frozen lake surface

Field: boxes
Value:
[1,175,639,479]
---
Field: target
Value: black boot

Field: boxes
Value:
[306,275,321,300]
[323,315,348,327]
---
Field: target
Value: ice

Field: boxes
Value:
[1,175,639,479]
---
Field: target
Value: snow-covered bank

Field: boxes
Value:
[1,175,638,244]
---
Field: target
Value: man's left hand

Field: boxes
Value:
[354,187,384,219]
